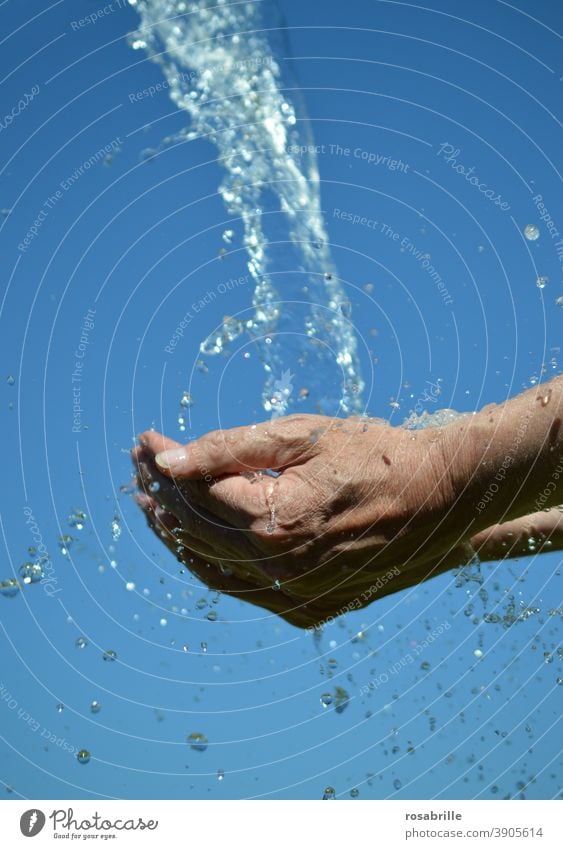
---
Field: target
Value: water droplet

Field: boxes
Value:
[536,276,549,289]
[59,535,73,555]
[523,224,540,241]
[125,581,135,591]
[420,660,431,671]
[0,579,20,598]
[19,562,43,584]
[77,749,91,764]
[201,316,244,354]
[6,375,15,386]
[75,636,88,650]
[393,778,402,790]
[555,296,563,308]
[68,510,86,530]
[179,391,193,408]
[102,649,117,662]
[483,612,501,624]
[149,481,160,493]
[206,610,218,622]
[322,786,336,800]
[320,693,333,708]
[473,649,483,658]
[333,686,350,714]
[222,229,234,244]
[200,641,208,653]
[140,147,157,163]
[56,703,64,713]
[110,515,121,542]
[90,700,101,714]
[160,617,167,627]
[187,732,208,752]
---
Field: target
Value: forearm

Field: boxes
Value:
[441,376,563,533]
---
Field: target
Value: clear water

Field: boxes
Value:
[1,0,561,805]
[131,0,364,415]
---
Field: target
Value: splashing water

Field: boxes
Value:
[130,0,363,414]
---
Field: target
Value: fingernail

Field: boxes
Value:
[155,448,188,472]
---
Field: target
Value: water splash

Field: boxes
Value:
[131,0,363,414]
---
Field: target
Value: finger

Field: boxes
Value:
[135,438,281,529]
[164,531,326,627]
[470,508,563,561]
[136,495,244,578]
[135,493,318,626]
[137,453,272,573]
[134,440,266,530]
[153,512,276,593]
[144,415,322,479]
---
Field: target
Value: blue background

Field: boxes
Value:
[0,0,561,799]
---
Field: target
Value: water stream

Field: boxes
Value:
[130,0,365,415]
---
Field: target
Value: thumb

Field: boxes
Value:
[154,415,320,479]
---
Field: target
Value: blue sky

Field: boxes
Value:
[0,0,561,800]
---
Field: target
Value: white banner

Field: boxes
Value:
[0,800,560,848]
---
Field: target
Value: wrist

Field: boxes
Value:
[439,377,563,531]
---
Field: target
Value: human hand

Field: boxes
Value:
[133,414,476,627]
[133,378,563,628]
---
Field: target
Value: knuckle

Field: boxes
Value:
[198,431,225,472]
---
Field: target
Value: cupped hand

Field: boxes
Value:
[133,414,464,626]
[132,414,563,628]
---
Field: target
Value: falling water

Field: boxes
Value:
[129,0,364,415]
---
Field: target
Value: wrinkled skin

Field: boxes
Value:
[133,414,563,628]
